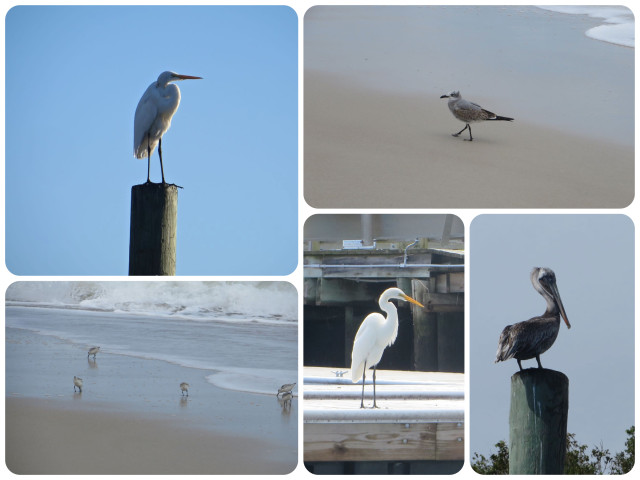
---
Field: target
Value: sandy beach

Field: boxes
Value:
[304,6,634,208]
[6,397,292,475]
[5,285,298,475]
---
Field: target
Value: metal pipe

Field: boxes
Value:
[304,263,463,269]
[403,238,419,267]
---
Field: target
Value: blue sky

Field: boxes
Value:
[5,6,298,275]
[470,214,634,457]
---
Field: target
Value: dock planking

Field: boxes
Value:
[304,367,464,462]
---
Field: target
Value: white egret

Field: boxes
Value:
[180,382,190,396]
[351,287,424,408]
[87,346,100,359]
[73,376,83,393]
[277,383,296,396]
[134,71,202,184]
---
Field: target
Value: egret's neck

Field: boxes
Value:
[379,300,400,344]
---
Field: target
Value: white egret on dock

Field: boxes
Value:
[87,346,100,359]
[134,71,202,184]
[351,287,424,408]
[277,383,296,396]
[180,382,190,396]
[73,376,83,393]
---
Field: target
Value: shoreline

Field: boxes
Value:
[5,396,295,475]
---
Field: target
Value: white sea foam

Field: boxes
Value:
[537,6,634,48]
[6,281,297,325]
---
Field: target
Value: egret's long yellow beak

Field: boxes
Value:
[401,293,424,308]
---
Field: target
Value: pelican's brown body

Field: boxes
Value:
[495,267,570,371]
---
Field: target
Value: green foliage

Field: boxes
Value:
[472,426,634,475]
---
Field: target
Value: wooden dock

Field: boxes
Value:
[304,367,464,463]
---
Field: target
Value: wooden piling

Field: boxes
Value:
[129,182,178,276]
[509,369,569,474]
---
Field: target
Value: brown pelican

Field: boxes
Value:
[351,287,424,408]
[495,267,570,371]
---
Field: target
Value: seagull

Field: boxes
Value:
[180,382,190,396]
[440,91,513,141]
[87,346,100,359]
[277,383,296,396]
[73,376,83,393]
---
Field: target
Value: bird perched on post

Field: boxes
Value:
[180,382,190,396]
[73,376,83,393]
[351,287,424,408]
[440,91,513,141]
[87,346,100,359]
[134,71,202,184]
[495,267,570,371]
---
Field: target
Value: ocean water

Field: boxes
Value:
[6,282,298,397]
[537,6,634,47]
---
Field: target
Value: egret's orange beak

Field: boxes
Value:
[401,294,424,308]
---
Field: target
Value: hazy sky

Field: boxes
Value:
[5,6,298,275]
[470,215,634,457]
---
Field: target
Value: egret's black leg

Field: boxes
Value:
[453,124,469,137]
[372,366,378,408]
[536,355,543,369]
[517,359,523,371]
[158,137,166,184]
[146,137,151,183]
[360,362,367,408]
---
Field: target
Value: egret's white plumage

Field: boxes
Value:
[180,382,190,396]
[351,287,424,408]
[134,71,202,183]
[73,376,83,393]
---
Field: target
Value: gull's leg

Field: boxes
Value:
[453,124,469,137]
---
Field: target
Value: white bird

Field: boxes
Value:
[351,287,424,408]
[277,383,296,396]
[180,382,190,396]
[73,376,83,393]
[440,91,513,141]
[87,346,100,359]
[134,71,202,184]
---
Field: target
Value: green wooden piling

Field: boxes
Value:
[128,182,178,276]
[509,369,569,474]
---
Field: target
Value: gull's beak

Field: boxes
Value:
[550,282,570,329]
[401,293,425,308]
[175,74,203,80]
[440,94,450,99]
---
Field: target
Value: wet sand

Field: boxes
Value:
[304,6,634,208]
[6,397,293,475]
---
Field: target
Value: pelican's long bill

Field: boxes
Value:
[400,293,424,308]
[550,282,570,329]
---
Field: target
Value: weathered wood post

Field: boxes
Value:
[411,279,439,371]
[509,369,569,474]
[129,183,178,275]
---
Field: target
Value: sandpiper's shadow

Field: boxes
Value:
[87,358,98,368]
[180,396,189,407]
